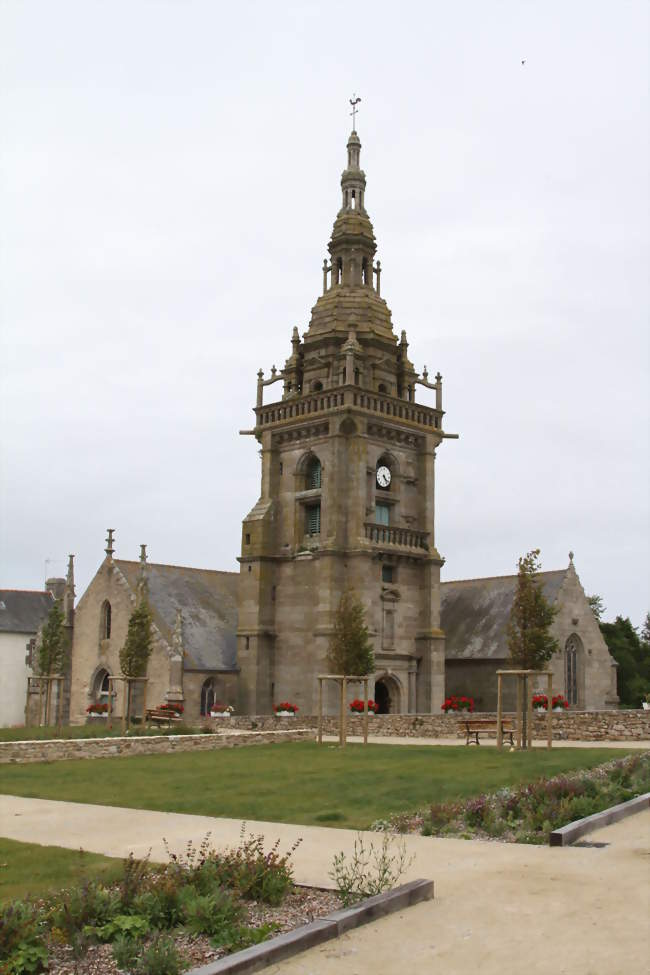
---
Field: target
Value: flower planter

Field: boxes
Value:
[553,707,566,712]
[276,711,295,717]
[210,712,231,718]
[642,702,650,711]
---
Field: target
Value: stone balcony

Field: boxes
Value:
[364,522,429,551]
[255,385,443,435]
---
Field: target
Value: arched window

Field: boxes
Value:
[93,668,110,700]
[362,258,368,284]
[201,678,217,716]
[378,383,387,394]
[101,601,111,640]
[306,456,321,490]
[336,257,343,284]
[565,635,581,706]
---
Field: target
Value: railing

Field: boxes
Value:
[364,522,429,550]
[256,386,441,432]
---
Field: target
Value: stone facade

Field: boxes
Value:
[237,126,455,717]
[67,537,238,725]
[443,556,619,711]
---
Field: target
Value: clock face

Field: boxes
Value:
[376,465,391,488]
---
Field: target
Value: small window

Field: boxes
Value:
[382,565,394,583]
[248,565,252,573]
[245,636,250,650]
[306,456,321,489]
[101,601,112,640]
[312,380,323,392]
[306,502,321,535]
[279,462,283,475]
[378,383,387,394]
[245,533,251,545]
[375,503,390,526]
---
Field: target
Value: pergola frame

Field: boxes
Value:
[26,674,65,730]
[106,676,149,734]
[317,675,371,747]
[495,669,553,750]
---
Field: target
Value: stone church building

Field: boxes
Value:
[58,124,618,722]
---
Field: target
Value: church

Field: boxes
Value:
[54,122,618,723]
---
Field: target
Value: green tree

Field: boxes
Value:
[119,600,153,678]
[587,594,605,622]
[38,603,65,675]
[507,549,559,669]
[327,590,374,676]
[599,616,650,706]
[119,599,153,724]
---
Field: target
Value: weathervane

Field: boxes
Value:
[349,93,361,129]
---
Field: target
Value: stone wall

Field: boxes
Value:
[219,710,650,741]
[0,728,312,765]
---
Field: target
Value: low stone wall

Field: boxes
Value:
[221,710,650,742]
[0,729,313,765]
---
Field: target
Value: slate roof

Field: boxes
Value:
[0,590,54,634]
[114,561,239,672]
[440,570,567,660]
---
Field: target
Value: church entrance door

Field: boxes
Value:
[374,677,400,714]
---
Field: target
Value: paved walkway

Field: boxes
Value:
[322,734,650,748]
[0,794,648,975]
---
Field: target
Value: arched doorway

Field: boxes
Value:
[374,676,401,714]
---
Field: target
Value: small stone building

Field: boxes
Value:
[67,534,238,724]
[0,588,55,726]
[442,554,619,711]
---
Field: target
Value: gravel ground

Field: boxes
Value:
[46,886,341,975]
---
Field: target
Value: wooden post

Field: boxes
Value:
[341,677,347,748]
[338,679,344,746]
[547,671,553,750]
[121,680,127,735]
[527,673,533,750]
[363,677,368,746]
[141,679,147,727]
[516,675,523,749]
[56,678,63,735]
[496,672,503,749]
[38,678,44,728]
[107,677,113,731]
[24,681,31,729]
[317,678,323,745]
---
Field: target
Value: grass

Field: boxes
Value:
[0,742,632,830]
[0,837,122,902]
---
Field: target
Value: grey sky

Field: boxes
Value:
[1,1,648,626]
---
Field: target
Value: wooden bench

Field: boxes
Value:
[461,717,515,746]
[145,707,182,727]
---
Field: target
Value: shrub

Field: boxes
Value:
[48,881,121,942]
[0,901,47,975]
[135,934,181,975]
[112,934,141,971]
[180,888,242,938]
[91,914,150,944]
[329,833,413,907]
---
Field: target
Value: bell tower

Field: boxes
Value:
[237,116,456,715]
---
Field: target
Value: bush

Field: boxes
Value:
[180,888,242,938]
[47,881,121,942]
[329,833,413,907]
[0,901,47,975]
[112,934,141,971]
[136,934,181,975]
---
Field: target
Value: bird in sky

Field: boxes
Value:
[521,59,526,65]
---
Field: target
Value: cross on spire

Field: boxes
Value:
[349,94,361,130]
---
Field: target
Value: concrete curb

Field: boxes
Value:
[549,792,650,846]
[185,879,433,975]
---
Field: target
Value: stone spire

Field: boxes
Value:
[105,529,115,558]
[137,544,148,600]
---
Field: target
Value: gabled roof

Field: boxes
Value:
[440,570,567,660]
[114,561,238,671]
[0,590,54,635]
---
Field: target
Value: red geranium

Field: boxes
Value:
[274,702,299,713]
[441,695,475,713]
[159,702,184,714]
[349,699,378,713]
[86,702,108,714]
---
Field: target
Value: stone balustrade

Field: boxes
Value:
[364,522,429,550]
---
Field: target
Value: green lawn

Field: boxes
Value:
[0,837,122,902]
[0,742,629,830]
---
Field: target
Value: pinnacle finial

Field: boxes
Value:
[140,544,147,565]
[569,550,574,564]
[349,94,361,130]
[105,529,115,558]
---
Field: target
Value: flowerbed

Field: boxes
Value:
[374,752,650,845]
[0,827,340,975]
[349,699,377,713]
[532,694,569,711]
[441,695,474,713]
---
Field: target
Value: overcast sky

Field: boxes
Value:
[1,0,648,627]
